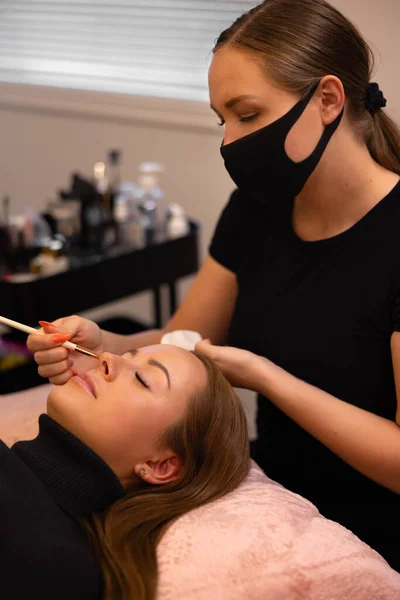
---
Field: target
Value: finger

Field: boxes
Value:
[55,315,83,337]
[39,316,81,336]
[196,339,212,348]
[38,359,73,379]
[34,346,70,366]
[27,332,71,352]
[39,317,69,328]
[195,339,216,357]
[39,318,73,335]
[48,370,75,386]
[38,321,59,332]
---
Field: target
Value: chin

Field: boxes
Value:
[47,384,95,448]
[47,386,65,423]
[46,382,78,429]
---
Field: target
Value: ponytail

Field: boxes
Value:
[367,109,400,174]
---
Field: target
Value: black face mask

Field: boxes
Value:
[220,83,344,204]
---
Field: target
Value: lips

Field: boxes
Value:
[72,374,97,398]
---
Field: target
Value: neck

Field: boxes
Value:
[293,129,400,240]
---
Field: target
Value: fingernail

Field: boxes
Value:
[39,320,56,328]
[52,334,72,343]
[71,369,78,376]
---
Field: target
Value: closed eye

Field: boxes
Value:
[240,114,258,123]
[135,372,150,389]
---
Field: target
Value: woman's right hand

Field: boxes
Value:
[27,315,104,386]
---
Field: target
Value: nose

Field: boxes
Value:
[98,352,126,381]
[221,131,235,146]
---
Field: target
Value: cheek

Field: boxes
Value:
[85,398,175,465]
[223,120,262,145]
[285,105,324,163]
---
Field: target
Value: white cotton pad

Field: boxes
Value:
[160,330,203,351]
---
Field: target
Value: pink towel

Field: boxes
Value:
[157,461,400,599]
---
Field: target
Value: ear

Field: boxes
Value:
[135,454,184,486]
[319,75,345,125]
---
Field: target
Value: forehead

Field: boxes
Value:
[209,47,268,95]
[136,344,188,361]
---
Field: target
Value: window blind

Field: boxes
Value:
[0,0,257,102]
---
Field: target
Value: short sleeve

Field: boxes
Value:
[209,188,254,273]
[392,255,400,332]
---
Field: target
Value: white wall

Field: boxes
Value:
[1,0,398,255]
[0,0,399,437]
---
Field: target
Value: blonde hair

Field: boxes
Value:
[214,0,400,173]
[85,352,249,600]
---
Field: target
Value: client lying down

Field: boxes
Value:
[0,345,249,600]
[2,344,400,600]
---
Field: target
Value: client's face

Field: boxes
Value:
[47,345,207,488]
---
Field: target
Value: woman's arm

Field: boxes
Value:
[196,338,400,494]
[102,256,238,354]
[101,328,163,355]
[393,332,400,426]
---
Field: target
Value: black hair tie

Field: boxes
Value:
[365,82,387,114]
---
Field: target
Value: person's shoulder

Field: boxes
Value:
[210,189,265,273]
[0,439,18,474]
[220,188,248,219]
[385,178,400,211]
[382,181,400,279]
[212,188,254,237]
[384,180,400,242]
[0,439,9,455]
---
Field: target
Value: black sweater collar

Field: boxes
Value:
[12,414,125,519]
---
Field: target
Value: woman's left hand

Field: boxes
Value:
[195,340,271,391]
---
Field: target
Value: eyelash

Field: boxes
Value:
[217,114,258,127]
[135,372,149,389]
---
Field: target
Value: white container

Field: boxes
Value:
[136,162,165,232]
[161,330,202,351]
[166,203,190,238]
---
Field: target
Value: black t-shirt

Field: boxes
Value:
[210,182,400,570]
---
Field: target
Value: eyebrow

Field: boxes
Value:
[210,94,260,114]
[127,350,171,389]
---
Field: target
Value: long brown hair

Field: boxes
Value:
[213,0,400,174]
[85,352,250,600]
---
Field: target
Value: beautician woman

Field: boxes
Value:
[28,0,400,571]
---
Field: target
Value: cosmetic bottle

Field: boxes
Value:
[107,149,121,215]
[135,162,165,242]
[92,161,116,248]
[166,203,190,239]
[114,194,137,246]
